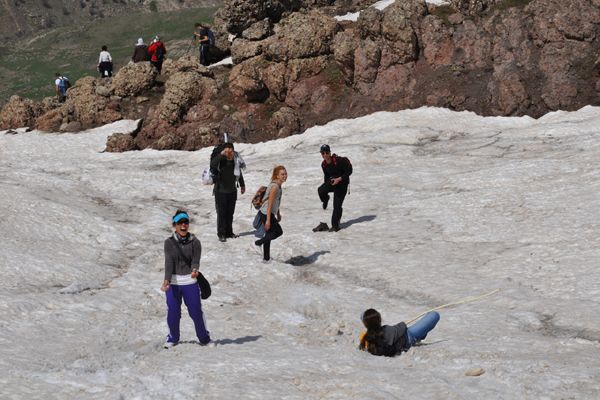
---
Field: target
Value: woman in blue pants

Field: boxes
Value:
[359,309,440,357]
[161,210,211,348]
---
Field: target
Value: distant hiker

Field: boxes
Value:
[359,309,440,357]
[318,144,353,232]
[194,23,210,66]
[161,210,212,349]
[210,142,246,242]
[254,166,287,263]
[148,35,167,73]
[131,37,150,63]
[98,45,113,78]
[54,72,70,103]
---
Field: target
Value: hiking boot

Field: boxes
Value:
[226,233,239,239]
[163,341,178,349]
[218,235,227,242]
[329,226,340,232]
[199,340,216,348]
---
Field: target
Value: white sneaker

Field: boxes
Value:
[163,341,177,349]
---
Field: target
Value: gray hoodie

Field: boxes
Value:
[163,233,201,282]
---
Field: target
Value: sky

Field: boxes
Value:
[1,106,600,399]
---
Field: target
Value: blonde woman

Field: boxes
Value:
[254,166,287,262]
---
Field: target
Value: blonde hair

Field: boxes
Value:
[271,165,286,181]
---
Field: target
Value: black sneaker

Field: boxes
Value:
[226,233,238,239]
[218,235,227,242]
[329,226,340,232]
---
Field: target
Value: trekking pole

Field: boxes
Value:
[406,288,500,325]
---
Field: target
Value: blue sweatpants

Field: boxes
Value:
[166,283,210,344]
[407,311,440,346]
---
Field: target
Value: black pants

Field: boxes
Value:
[199,45,210,66]
[256,213,283,261]
[151,59,163,73]
[99,61,113,77]
[215,191,237,237]
[318,182,348,229]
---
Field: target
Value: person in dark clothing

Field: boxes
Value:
[131,38,150,63]
[318,144,352,232]
[210,142,245,242]
[193,23,210,66]
[161,210,212,348]
[254,165,287,263]
[359,309,440,357]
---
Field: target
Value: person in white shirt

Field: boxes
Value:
[98,45,113,78]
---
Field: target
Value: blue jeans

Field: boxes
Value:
[407,311,440,346]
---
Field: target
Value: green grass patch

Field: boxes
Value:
[0,6,218,104]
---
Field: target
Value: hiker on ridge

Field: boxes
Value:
[131,38,150,63]
[148,35,167,73]
[210,142,245,242]
[193,23,211,66]
[254,165,287,263]
[54,72,69,103]
[359,309,440,357]
[161,210,212,349]
[98,45,113,78]
[318,144,352,232]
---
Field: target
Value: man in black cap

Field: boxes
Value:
[318,144,352,232]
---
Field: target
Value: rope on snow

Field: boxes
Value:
[406,288,501,325]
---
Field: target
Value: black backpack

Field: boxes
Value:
[155,44,164,60]
[207,29,215,46]
[209,143,225,183]
[364,332,397,357]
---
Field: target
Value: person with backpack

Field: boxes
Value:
[54,72,70,103]
[147,35,167,73]
[161,210,212,349]
[359,309,440,357]
[193,23,211,66]
[210,142,246,242]
[131,37,150,63]
[97,45,113,78]
[254,165,287,263]
[318,144,353,232]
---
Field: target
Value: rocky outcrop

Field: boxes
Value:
[111,62,158,97]
[3,0,598,151]
[0,95,44,129]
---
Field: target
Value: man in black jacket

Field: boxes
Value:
[318,144,352,232]
[210,142,245,241]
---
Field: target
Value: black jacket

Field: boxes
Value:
[321,154,352,185]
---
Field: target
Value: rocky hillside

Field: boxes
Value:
[0,0,220,40]
[1,0,599,151]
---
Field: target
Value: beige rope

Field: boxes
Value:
[406,288,500,325]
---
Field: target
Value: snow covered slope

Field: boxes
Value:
[1,107,600,399]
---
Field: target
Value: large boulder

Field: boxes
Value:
[111,62,158,97]
[158,72,215,124]
[229,56,270,102]
[62,76,122,128]
[263,10,340,61]
[0,95,43,130]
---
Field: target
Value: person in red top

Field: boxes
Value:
[147,35,167,73]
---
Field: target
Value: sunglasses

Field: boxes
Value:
[176,220,189,225]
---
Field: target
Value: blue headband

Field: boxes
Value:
[173,213,190,223]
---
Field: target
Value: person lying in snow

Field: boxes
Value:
[358,309,440,357]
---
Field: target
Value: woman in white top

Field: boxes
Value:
[98,45,113,78]
[254,165,287,262]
